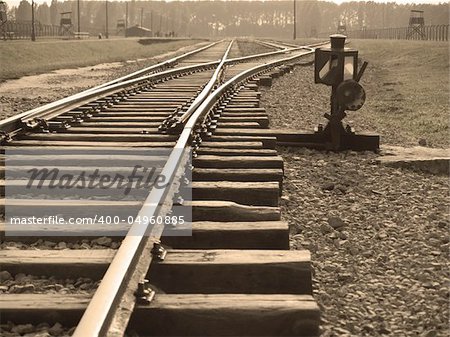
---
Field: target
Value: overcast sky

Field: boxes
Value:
[6,0,446,8]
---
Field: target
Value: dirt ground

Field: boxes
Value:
[0,42,211,120]
[0,38,203,81]
[0,40,269,121]
[0,62,124,119]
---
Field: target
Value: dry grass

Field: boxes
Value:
[0,38,203,81]
[349,39,449,147]
[228,40,274,58]
[260,38,449,336]
[263,39,449,148]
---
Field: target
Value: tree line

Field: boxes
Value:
[5,0,449,37]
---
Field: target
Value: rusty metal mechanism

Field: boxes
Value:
[151,241,167,261]
[135,279,155,305]
[297,34,379,151]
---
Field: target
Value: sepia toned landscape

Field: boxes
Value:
[0,1,448,336]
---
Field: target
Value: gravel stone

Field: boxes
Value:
[335,184,348,194]
[321,183,335,191]
[0,270,12,281]
[419,138,428,146]
[14,273,27,282]
[320,223,334,235]
[422,331,438,337]
[56,242,67,250]
[339,231,348,240]
[9,284,35,293]
[437,221,448,229]
[79,283,92,290]
[1,272,97,295]
[92,236,113,247]
[1,321,75,337]
[48,322,64,336]
[328,216,346,230]
[43,241,57,248]
[262,66,449,336]
[26,332,51,337]
[11,324,34,334]
[111,241,121,249]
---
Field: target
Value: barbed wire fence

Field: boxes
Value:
[1,21,109,40]
[2,21,61,39]
[320,25,449,41]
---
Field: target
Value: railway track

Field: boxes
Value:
[0,39,325,337]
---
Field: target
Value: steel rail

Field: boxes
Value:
[0,60,220,137]
[186,48,319,133]
[0,41,222,134]
[262,39,329,50]
[162,40,234,132]
[0,41,320,139]
[83,40,223,93]
[72,43,322,337]
[267,40,303,48]
[71,42,234,337]
[226,40,328,64]
[255,39,289,50]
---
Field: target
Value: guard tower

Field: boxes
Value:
[0,1,7,40]
[407,10,425,40]
[116,19,125,35]
[59,11,73,38]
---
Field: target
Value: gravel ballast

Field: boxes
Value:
[1,322,74,337]
[261,64,449,336]
[0,237,121,250]
[0,271,99,295]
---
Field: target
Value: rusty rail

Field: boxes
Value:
[72,41,324,337]
[160,40,234,133]
[0,40,322,141]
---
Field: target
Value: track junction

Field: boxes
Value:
[0,39,328,337]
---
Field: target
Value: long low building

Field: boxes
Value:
[125,25,152,37]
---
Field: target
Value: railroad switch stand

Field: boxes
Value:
[306,34,379,151]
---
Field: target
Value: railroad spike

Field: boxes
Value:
[135,280,155,305]
[151,241,167,261]
[0,131,11,143]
